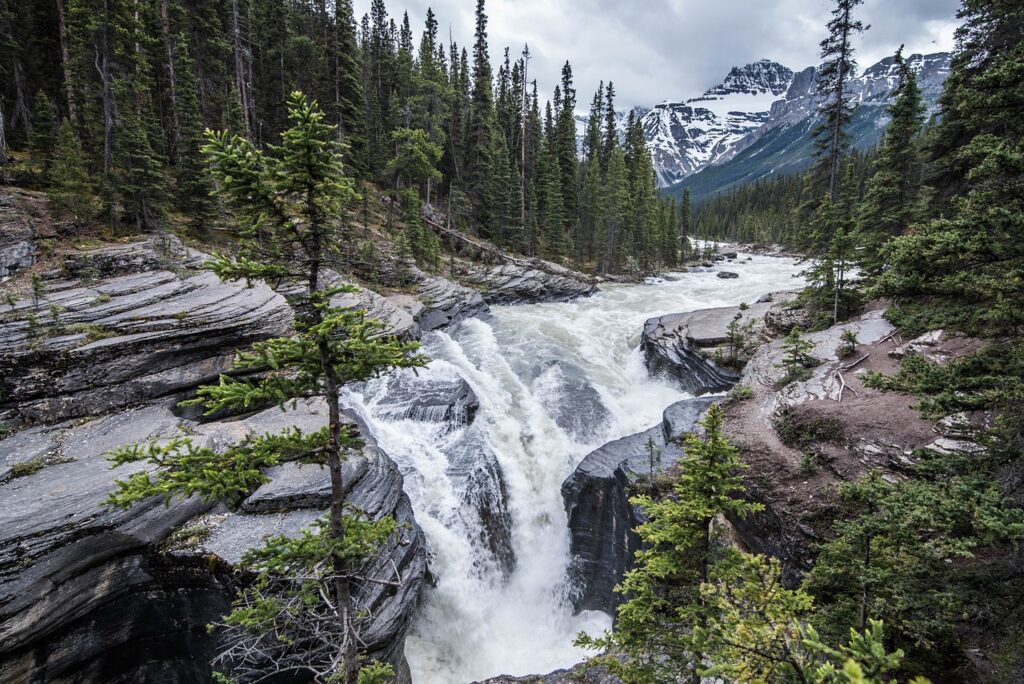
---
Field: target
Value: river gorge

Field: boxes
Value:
[345,254,805,682]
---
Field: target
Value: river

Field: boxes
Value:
[342,253,805,683]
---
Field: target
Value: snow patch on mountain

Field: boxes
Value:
[640,59,794,187]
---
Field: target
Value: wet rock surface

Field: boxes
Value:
[0,237,427,682]
[561,397,717,614]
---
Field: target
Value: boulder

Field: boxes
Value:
[716,270,739,279]
[413,270,488,331]
[641,302,772,395]
[561,397,717,614]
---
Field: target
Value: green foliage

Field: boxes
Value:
[698,551,917,684]
[356,661,395,684]
[856,47,926,276]
[10,458,47,479]
[777,328,818,386]
[805,467,1024,671]
[105,428,330,510]
[727,384,754,403]
[47,121,97,229]
[838,330,859,358]
[876,0,1024,337]
[576,405,763,683]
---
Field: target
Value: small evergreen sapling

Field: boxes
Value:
[777,328,818,386]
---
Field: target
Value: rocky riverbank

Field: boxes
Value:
[0,207,596,683]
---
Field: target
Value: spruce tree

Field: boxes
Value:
[47,119,97,229]
[104,93,424,683]
[465,0,497,237]
[29,90,57,171]
[576,405,762,684]
[856,47,926,275]
[814,0,866,201]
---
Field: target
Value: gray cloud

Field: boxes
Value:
[353,0,961,109]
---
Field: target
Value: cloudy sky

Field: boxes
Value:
[352,0,961,109]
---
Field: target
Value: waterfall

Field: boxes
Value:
[342,254,805,683]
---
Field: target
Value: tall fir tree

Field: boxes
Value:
[105,93,424,684]
[856,46,926,275]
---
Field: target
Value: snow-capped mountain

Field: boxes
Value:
[647,52,950,191]
[661,52,952,202]
[641,59,794,187]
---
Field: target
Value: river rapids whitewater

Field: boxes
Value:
[341,254,805,683]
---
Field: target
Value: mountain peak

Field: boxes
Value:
[704,60,794,98]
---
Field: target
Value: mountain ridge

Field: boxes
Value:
[574,52,950,197]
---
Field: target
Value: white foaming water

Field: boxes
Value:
[342,254,805,683]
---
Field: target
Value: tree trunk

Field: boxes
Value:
[97,0,113,177]
[0,109,9,170]
[230,0,252,139]
[159,0,181,158]
[56,0,77,125]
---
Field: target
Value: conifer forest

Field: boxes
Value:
[0,1,1022,684]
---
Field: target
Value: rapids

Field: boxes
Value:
[342,254,804,683]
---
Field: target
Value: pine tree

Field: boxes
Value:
[814,0,866,201]
[856,46,926,275]
[29,90,57,171]
[47,119,97,229]
[104,93,424,684]
[576,405,763,684]
[464,0,497,238]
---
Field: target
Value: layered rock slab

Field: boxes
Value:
[0,399,426,683]
[561,397,717,614]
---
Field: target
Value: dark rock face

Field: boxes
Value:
[561,397,717,614]
[641,308,753,395]
[413,270,488,331]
